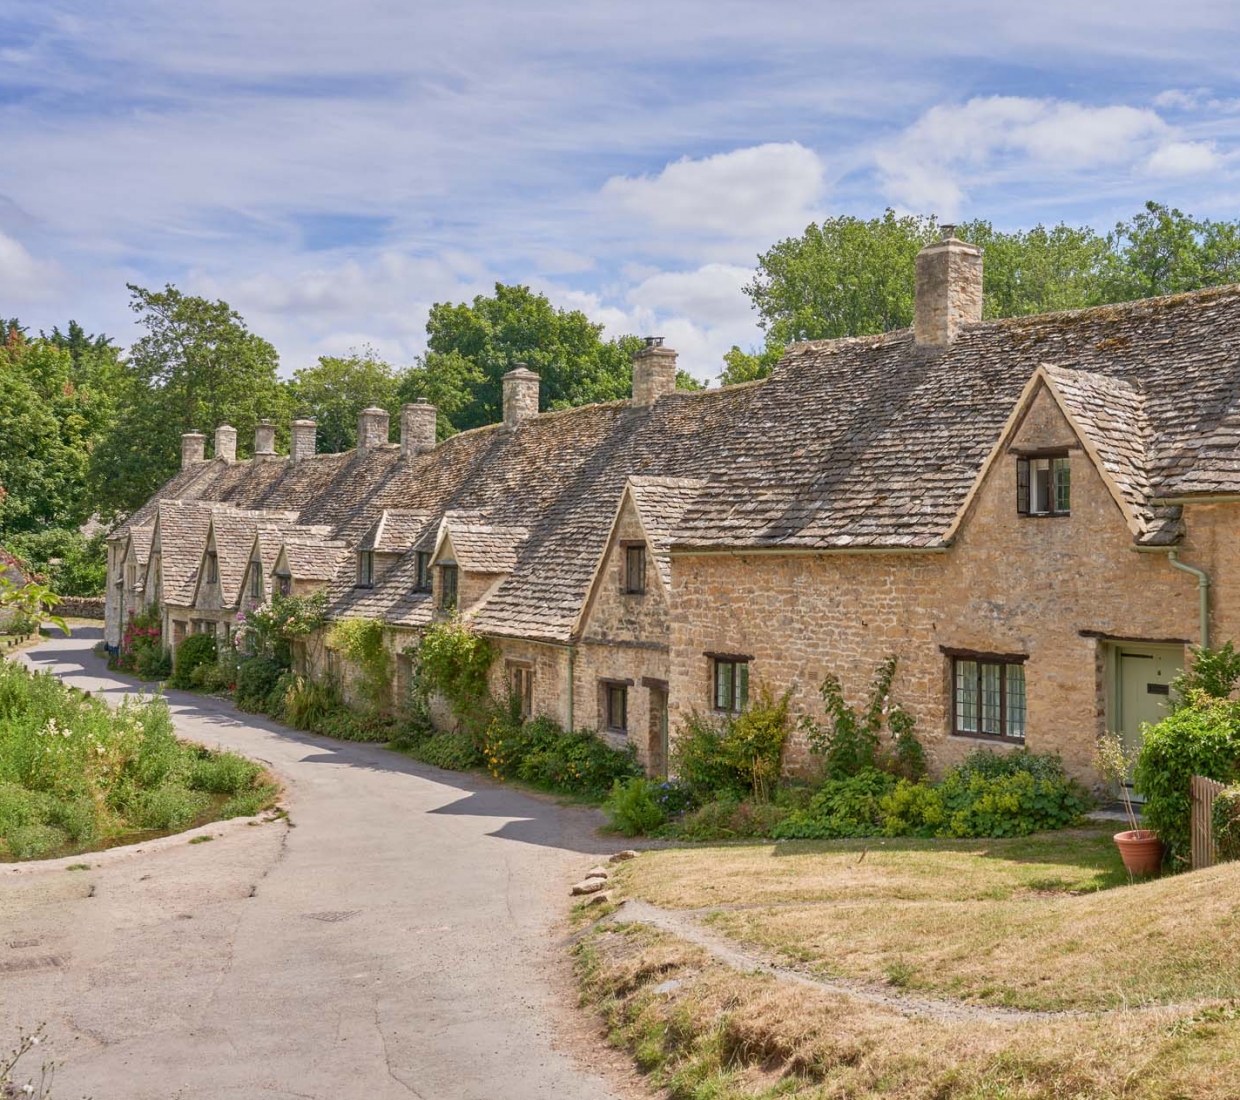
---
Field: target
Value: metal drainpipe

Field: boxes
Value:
[567,644,576,729]
[1168,549,1210,648]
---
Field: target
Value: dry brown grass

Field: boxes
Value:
[576,922,1240,1100]
[607,827,1240,1011]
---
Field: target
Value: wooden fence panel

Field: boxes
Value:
[1191,775,1226,871]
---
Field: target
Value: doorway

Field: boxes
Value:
[1110,643,1184,795]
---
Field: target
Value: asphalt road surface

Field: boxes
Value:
[2,627,627,1100]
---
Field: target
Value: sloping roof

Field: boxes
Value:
[203,508,301,606]
[438,518,529,574]
[280,538,350,582]
[124,282,1240,641]
[125,526,153,567]
[672,285,1240,552]
[627,477,707,590]
[358,509,433,554]
[153,501,213,607]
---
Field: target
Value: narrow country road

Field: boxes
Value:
[2,628,628,1100]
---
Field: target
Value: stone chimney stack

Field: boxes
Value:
[214,424,237,463]
[502,365,540,430]
[181,431,206,469]
[632,336,678,406]
[913,225,983,348]
[401,400,437,458]
[357,406,391,454]
[291,419,317,463]
[253,419,276,459]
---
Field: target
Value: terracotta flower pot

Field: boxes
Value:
[1114,829,1163,876]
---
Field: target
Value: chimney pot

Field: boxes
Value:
[291,419,317,463]
[253,419,276,459]
[357,406,391,454]
[401,400,437,458]
[214,424,237,463]
[913,232,983,348]
[181,431,206,469]
[632,339,678,406]
[501,366,540,430]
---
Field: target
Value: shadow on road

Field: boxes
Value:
[22,627,622,858]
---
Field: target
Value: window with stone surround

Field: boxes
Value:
[414,551,432,592]
[439,564,459,611]
[950,653,1026,741]
[249,562,262,599]
[356,550,375,588]
[622,543,646,594]
[275,572,291,597]
[1016,454,1070,517]
[508,661,534,719]
[205,552,218,585]
[603,681,629,732]
[711,655,750,714]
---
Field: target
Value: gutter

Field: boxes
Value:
[1137,545,1210,647]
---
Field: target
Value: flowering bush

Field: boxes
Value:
[0,661,275,860]
[114,606,169,680]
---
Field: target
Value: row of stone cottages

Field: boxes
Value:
[104,230,1240,786]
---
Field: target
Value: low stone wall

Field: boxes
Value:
[59,596,106,620]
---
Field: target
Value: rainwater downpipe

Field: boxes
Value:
[1167,549,1210,648]
[567,644,576,730]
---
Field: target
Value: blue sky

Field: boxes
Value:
[3,1,1240,381]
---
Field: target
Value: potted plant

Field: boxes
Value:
[1095,733,1163,876]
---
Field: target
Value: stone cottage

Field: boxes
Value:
[105,229,1240,783]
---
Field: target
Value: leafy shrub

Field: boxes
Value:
[1135,694,1240,866]
[604,777,667,836]
[882,751,1087,839]
[773,769,898,839]
[169,633,217,689]
[116,606,166,679]
[669,690,792,804]
[1214,786,1240,862]
[314,709,393,742]
[1171,642,1240,710]
[283,676,341,730]
[674,798,790,841]
[802,656,924,780]
[235,656,283,712]
[482,714,641,798]
[133,641,172,682]
[187,750,262,794]
[670,714,747,803]
[234,591,326,666]
[327,617,392,712]
[265,670,298,720]
[191,652,238,694]
[409,619,496,731]
[404,730,483,771]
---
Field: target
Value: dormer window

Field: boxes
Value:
[439,564,458,611]
[415,551,431,592]
[275,572,292,597]
[205,552,218,584]
[249,563,262,599]
[1017,454,1070,517]
[623,544,646,594]
[357,550,375,588]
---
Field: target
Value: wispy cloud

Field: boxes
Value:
[4,3,1240,379]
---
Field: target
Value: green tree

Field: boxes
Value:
[718,342,785,386]
[89,285,288,518]
[399,283,682,434]
[290,348,400,453]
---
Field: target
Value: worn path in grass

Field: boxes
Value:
[3,628,630,1100]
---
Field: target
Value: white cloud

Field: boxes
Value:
[626,264,752,326]
[1146,140,1223,177]
[1153,88,1207,110]
[601,143,826,242]
[0,230,63,304]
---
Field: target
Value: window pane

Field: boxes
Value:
[737,663,749,711]
[1053,457,1071,513]
[955,660,978,732]
[1032,459,1051,513]
[980,662,1001,734]
[1006,664,1026,738]
[715,661,732,710]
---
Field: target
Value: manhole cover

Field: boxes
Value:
[0,955,64,974]
[303,911,360,923]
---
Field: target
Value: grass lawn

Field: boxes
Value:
[575,827,1240,1099]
